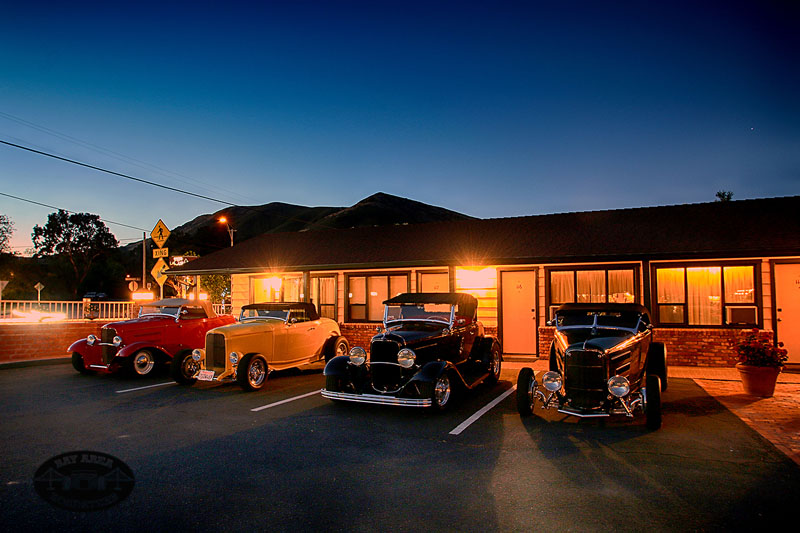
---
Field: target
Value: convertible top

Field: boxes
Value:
[242,302,320,321]
[383,292,478,319]
[144,298,217,318]
[555,303,651,322]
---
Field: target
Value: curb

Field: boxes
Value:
[0,357,71,370]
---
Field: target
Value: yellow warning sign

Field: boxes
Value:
[151,258,168,287]
[150,219,170,248]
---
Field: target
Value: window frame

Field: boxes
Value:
[346,272,410,323]
[650,261,762,328]
[310,274,337,321]
[545,264,640,319]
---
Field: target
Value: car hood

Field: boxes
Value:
[561,329,634,353]
[373,322,448,347]
[210,319,284,337]
[102,315,174,340]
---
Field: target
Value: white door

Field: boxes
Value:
[775,263,800,364]
[500,270,537,355]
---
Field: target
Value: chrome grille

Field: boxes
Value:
[101,328,116,364]
[369,340,402,391]
[207,333,226,370]
[564,349,607,409]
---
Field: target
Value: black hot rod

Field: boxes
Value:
[322,292,502,410]
[516,303,668,429]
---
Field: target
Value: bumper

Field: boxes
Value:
[321,389,431,407]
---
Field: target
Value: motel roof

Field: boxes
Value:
[168,196,800,276]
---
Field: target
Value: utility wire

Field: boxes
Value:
[0,138,339,231]
[0,111,253,204]
[0,191,148,232]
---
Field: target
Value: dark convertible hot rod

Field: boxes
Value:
[322,293,502,410]
[516,303,668,429]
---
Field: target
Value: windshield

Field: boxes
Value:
[240,308,289,321]
[139,305,180,317]
[386,303,452,323]
[557,310,641,329]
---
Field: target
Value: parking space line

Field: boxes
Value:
[115,382,177,394]
[449,386,517,435]
[251,389,321,412]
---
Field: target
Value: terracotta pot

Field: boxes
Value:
[735,363,781,398]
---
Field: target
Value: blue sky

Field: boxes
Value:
[1,1,798,252]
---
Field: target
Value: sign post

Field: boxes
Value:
[34,282,44,302]
[0,280,8,301]
[150,220,171,299]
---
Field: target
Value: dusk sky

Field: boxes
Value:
[1,1,798,253]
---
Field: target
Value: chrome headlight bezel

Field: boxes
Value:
[86,334,97,346]
[542,371,563,392]
[397,348,416,369]
[229,351,240,365]
[349,347,367,366]
[112,336,123,347]
[191,348,205,362]
[607,375,630,398]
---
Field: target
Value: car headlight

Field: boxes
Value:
[349,347,366,366]
[542,371,563,392]
[86,334,96,346]
[397,348,416,369]
[112,336,123,347]
[229,351,240,365]
[607,376,630,398]
[191,349,205,362]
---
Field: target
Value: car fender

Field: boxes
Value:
[408,360,451,384]
[67,338,91,355]
[475,336,502,363]
[323,355,351,376]
[116,342,170,361]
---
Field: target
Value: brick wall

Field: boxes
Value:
[537,326,770,367]
[0,321,103,364]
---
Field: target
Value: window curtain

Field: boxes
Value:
[368,276,388,321]
[550,271,574,304]
[687,267,721,325]
[577,271,605,303]
[724,266,755,303]
[608,270,634,303]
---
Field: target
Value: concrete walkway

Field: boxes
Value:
[507,360,800,466]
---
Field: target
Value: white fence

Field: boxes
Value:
[0,300,232,321]
[0,300,134,321]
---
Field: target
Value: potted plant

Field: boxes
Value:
[734,328,788,397]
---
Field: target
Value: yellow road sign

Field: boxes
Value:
[153,247,169,258]
[150,219,170,248]
[150,258,168,287]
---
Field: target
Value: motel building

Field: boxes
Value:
[168,196,800,368]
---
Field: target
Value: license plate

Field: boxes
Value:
[197,369,215,381]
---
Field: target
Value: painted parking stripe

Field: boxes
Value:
[251,389,321,412]
[115,382,177,394]
[449,386,517,436]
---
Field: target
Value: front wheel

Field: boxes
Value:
[516,367,537,416]
[129,349,156,376]
[237,353,269,391]
[430,372,453,411]
[484,344,502,385]
[645,374,662,430]
[71,352,95,375]
[171,352,198,385]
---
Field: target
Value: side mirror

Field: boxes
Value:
[289,317,297,325]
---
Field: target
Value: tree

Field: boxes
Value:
[32,210,118,297]
[0,214,13,253]
[201,274,231,304]
[715,190,734,202]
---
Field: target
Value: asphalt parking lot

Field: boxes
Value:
[1,362,799,532]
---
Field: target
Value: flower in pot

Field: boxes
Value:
[734,329,788,397]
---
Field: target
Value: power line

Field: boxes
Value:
[0,110,253,204]
[1,139,232,206]
[0,191,149,232]
[0,138,338,232]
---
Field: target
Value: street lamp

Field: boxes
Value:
[218,217,235,247]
